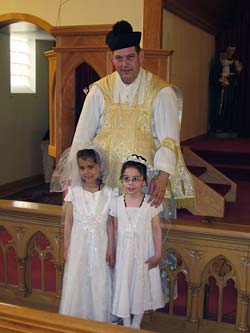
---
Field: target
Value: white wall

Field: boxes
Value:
[0,30,54,185]
[163,10,215,140]
[0,0,144,30]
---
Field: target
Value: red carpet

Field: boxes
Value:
[181,135,250,219]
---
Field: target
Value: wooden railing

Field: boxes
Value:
[0,199,250,333]
[0,200,63,312]
[0,302,153,333]
[161,217,250,333]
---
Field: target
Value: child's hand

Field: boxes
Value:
[145,255,161,270]
[106,249,115,268]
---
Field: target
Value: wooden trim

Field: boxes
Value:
[182,147,237,217]
[48,145,56,158]
[0,199,62,219]
[54,47,174,54]
[190,175,225,217]
[143,49,173,82]
[0,13,52,33]
[50,24,112,37]
[143,0,164,49]
[0,175,44,198]
[144,49,173,56]
[54,47,109,52]
[166,218,250,245]
[44,50,56,154]
[183,147,237,202]
[0,303,154,333]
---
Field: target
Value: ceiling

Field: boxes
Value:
[164,0,238,35]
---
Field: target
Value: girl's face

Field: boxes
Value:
[78,158,100,185]
[121,167,145,195]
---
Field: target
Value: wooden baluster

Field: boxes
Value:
[55,262,64,298]
[188,283,200,323]
[168,274,175,315]
[55,232,64,297]
[41,252,45,291]
[16,256,28,296]
[217,278,223,323]
[238,293,250,332]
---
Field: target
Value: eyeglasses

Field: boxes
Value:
[121,176,143,183]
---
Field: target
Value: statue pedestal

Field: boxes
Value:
[209,131,238,139]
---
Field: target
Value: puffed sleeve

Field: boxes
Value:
[109,195,118,217]
[151,203,163,218]
[64,186,73,202]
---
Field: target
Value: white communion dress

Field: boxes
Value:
[59,185,114,322]
[110,195,166,318]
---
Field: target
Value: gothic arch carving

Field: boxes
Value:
[26,231,56,292]
[160,247,190,316]
[201,255,239,290]
[0,226,17,285]
[201,255,239,324]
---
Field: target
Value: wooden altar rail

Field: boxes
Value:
[0,302,153,333]
[162,217,250,333]
[1,200,250,333]
[0,200,63,312]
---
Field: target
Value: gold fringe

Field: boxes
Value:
[164,197,195,209]
[161,136,195,205]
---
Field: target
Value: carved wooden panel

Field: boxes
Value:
[0,200,63,311]
[1,200,250,332]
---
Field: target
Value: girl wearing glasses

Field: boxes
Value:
[110,154,165,329]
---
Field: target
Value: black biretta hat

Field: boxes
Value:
[106,20,141,51]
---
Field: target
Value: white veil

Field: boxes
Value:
[50,142,109,192]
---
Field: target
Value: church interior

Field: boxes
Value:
[0,1,250,332]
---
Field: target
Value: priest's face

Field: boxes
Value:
[111,46,144,84]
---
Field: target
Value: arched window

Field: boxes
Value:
[10,31,36,93]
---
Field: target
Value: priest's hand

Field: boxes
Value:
[148,171,169,207]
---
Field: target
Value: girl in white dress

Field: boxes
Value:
[110,154,165,329]
[59,147,115,322]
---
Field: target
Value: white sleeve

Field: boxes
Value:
[152,87,181,175]
[71,85,104,148]
[152,203,163,218]
[64,186,72,202]
[109,197,117,217]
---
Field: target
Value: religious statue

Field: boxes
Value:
[209,44,242,136]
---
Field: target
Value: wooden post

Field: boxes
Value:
[238,293,250,332]
[188,283,200,323]
[143,0,164,49]
[16,256,28,297]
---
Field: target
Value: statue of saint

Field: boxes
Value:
[209,44,242,136]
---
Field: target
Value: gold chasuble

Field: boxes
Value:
[93,71,194,208]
